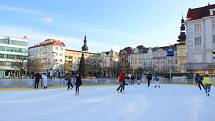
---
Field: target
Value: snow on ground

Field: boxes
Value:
[0,84,215,121]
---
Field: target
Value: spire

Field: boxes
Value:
[177,15,186,43]
[82,35,88,51]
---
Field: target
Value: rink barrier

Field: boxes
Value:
[0,77,214,89]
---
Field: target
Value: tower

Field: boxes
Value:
[81,35,88,51]
[177,15,186,43]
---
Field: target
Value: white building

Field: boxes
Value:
[128,45,149,71]
[143,47,153,72]
[28,39,65,75]
[152,46,177,74]
[0,36,28,78]
[186,4,215,74]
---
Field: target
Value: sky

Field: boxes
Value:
[0,0,214,52]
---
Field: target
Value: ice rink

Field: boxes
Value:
[0,84,214,121]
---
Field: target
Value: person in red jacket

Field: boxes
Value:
[116,70,126,93]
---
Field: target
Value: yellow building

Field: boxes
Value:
[175,43,187,72]
[65,49,95,72]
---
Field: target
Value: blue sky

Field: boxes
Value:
[0,0,214,52]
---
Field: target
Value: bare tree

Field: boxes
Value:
[13,56,27,78]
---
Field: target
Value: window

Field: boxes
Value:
[213,56,215,61]
[55,47,58,50]
[60,59,63,62]
[213,11,215,15]
[213,35,215,44]
[61,48,63,51]
[194,24,201,32]
[195,37,201,45]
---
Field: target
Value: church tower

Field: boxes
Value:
[81,35,88,51]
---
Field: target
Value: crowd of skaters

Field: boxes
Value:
[116,69,214,96]
[33,72,82,95]
[32,69,213,97]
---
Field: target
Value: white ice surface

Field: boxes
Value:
[0,84,214,121]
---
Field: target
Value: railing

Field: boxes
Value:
[0,77,214,88]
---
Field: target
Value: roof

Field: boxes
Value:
[187,4,215,20]
[29,39,65,49]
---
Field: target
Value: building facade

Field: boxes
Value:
[186,4,215,75]
[119,47,132,73]
[128,45,147,70]
[0,36,28,78]
[65,49,95,73]
[152,46,177,75]
[143,47,153,73]
[28,39,65,76]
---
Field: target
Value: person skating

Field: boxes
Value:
[202,74,213,96]
[194,74,205,90]
[131,75,135,85]
[65,73,73,90]
[153,75,160,88]
[116,70,126,93]
[34,73,41,89]
[42,73,48,89]
[146,74,152,87]
[137,74,142,85]
[75,72,82,95]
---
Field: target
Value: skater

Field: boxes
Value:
[125,74,130,85]
[75,72,82,95]
[131,74,135,85]
[153,75,160,88]
[137,74,142,85]
[194,74,205,90]
[202,74,213,96]
[116,70,125,93]
[42,73,48,89]
[34,73,41,89]
[65,73,73,90]
[146,73,152,87]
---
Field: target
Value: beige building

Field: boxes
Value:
[175,43,187,72]
[65,49,95,72]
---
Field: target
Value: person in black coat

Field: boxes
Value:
[195,74,205,90]
[146,74,152,87]
[34,73,41,89]
[131,75,135,85]
[75,73,82,95]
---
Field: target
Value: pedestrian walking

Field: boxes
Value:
[65,73,73,90]
[42,73,48,89]
[116,70,126,93]
[34,73,41,89]
[146,74,152,87]
[194,74,205,90]
[153,75,160,88]
[75,72,82,95]
[203,74,213,96]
